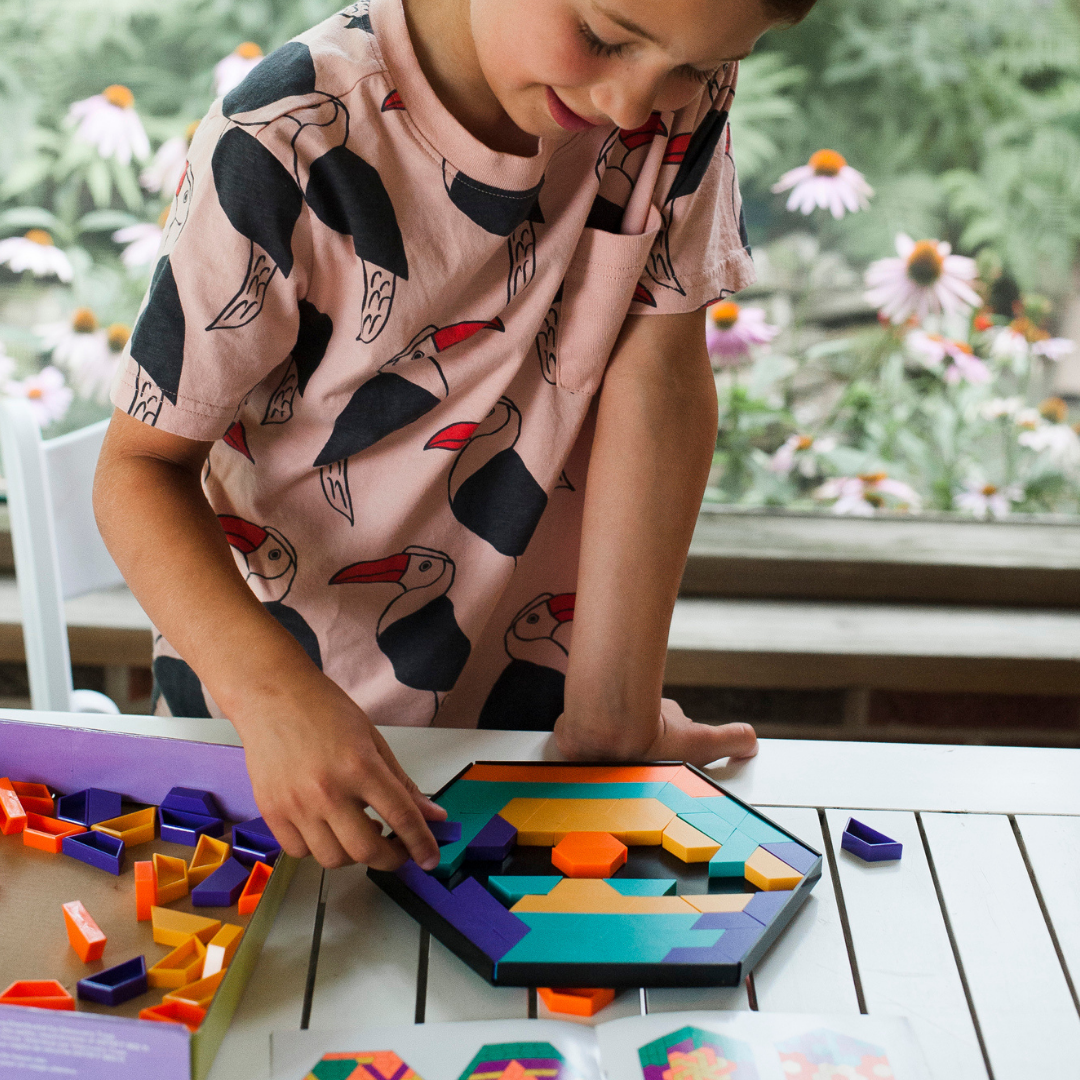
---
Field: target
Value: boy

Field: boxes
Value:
[94,0,811,873]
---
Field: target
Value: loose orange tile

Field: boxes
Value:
[23,813,85,853]
[0,980,74,1011]
[10,782,52,816]
[188,834,230,887]
[163,969,224,1009]
[92,808,155,846]
[134,861,156,922]
[153,853,189,905]
[148,936,207,988]
[538,986,616,1016]
[237,860,272,916]
[139,999,206,1032]
[201,923,244,977]
[0,779,27,835]
[744,847,804,892]
[150,906,220,947]
[62,900,106,962]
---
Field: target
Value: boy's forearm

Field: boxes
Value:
[559,310,717,758]
[93,414,317,724]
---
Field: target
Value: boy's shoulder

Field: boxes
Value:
[215,4,388,130]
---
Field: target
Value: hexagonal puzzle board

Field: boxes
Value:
[367,762,821,987]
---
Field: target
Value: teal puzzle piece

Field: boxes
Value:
[608,878,678,896]
[653,784,704,815]
[708,831,762,878]
[695,796,750,828]
[738,814,791,845]
[679,813,736,845]
[431,814,490,878]
[487,876,563,904]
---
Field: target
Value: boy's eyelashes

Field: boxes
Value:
[575,20,720,85]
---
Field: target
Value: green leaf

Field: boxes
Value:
[77,209,140,233]
[86,157,112,209]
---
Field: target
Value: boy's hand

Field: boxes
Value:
[233,667,447,871]
[643,698,757,766]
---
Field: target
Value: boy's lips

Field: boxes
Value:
[545,87,598,132]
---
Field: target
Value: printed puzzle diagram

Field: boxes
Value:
[368,763,821,986]
[639,1026,757,1080]
[303,1042,569,1080]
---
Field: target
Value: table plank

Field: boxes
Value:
[644,982,748,1014]
[824,810,986,1080]
[1014,815,1080,996]
[305,863,421,1029]
[750,807,859,1014]
[921,812,1080,1077]
[210,855,322,1080]
[423,937,528,1022]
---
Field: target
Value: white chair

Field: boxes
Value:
[0,398,122,712]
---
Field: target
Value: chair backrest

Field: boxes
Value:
[0,399,123,711]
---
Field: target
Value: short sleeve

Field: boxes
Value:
[111,103,312,440]
[632,65,756,315]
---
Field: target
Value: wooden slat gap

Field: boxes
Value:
[414,927,429,1024]
[299,867,331,1030]
[1009,815,1080,1020]
[527,987,537,1019]
[915,812,996,1079]
[745,972,758,1011]
[817,808,867,1014]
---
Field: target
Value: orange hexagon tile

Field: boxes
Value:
[551,831,627,877]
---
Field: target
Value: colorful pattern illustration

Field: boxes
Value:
[775,1029,892,1079]
[456,1041,570,1080]
[304,1050,421,1080]
[639,1026,757,1080]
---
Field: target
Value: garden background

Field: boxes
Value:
[1,0,1079,518]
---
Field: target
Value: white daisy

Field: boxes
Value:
[67,85,150,165]
[907,330,990,385]
[769,433,837,477]
[815,473,921,516]
[214,42,265,98]
[990,317,1074,367]
[112,221,163,269]
[705,301,779,365]
[36,308,109,378]
[73,323,130,404]
[139,133,190,195]
[0,230,74,282]
[955,478,1022,520]
[1019,422,1080,470]
[772,149,874,220]
[0,342,15,385]
[864,234,982,325]
[4,366,73,427]
[980,397,1024,421]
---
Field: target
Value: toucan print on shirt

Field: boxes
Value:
[113,0,754,728]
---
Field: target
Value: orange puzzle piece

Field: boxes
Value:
[0,779,27,835]
[10,782,53,816]
[237,860,273,916]
[22,813,85,853]
[148,936,207,989]
[188,834,230,886]
[134,861,156,921]
[0,980,75,1011]
[538,986,616,1016]
[162,969,224,1010]
[62,900,106,962]
[551,832,628,878]
[139,999,206,1032]
[202,923,244,978]
[153,853,189,904]
[744,847,803,892]
[150,906,221,947]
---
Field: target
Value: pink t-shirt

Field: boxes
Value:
[112,0,755,729]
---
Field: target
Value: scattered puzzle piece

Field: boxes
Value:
[62,900,106,962]
[76,956,147,1006]
[0,980,75,1011]
[151,906,221,947]
[537,986,616,1016]
[148,935,208,988]
[153,852,189,903]
[841,818,903,862]
[202,923,244,977]
[237,860,273,916]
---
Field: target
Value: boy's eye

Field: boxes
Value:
[577,20,628,59]
[674,65,720,86]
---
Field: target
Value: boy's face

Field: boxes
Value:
[468,0,780,137]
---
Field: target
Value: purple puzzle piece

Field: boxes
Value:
[841,818,903,862]
[56,787,123,827]
[465,814,517,861]
[662,925,764,964]
[429,820,463,845]
[691,911,766,931]
[160,786,221,818]
[63,830,125,874]
[159,807,224,845]
[76,956,147,1006]
[761,841,819,875]
[192,856,251,907]
[232,820,282,866]
[744,889,794,925]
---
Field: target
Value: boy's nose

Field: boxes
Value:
[590,73,664,132]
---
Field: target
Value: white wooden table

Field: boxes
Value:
[9,712,1080,1079]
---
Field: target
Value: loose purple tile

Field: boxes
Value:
[841,818,903,862]
[56,788,123,827]
[232,820,282,866]
[465,814,517,861]
[158,807,224,845]
[429,820,463,845]
[77,956,147,1006]
[63,830,124,874]
[192,856,251,907]
[160,786,221,818]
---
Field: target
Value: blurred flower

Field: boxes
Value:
[989,317,1073,365]
[36,308,108,375]
[705,301,778,364]
[907,330,990,385]
[67,85,150,165]
[815,473,921,516]
[864,234,981,325]
[0,342,15,384]
[769,433,837,477]
[0,230,74,282]
[140,130,192,195]
[215,42,264,97]
[980,396,1024,420]
[1018,422,1080,470]
[113,220,163,269]
[955,479,1022,520]
[771,149,873,219]
[4,366,72,427]
[1015,407,1042,430]
[75,323,129,403]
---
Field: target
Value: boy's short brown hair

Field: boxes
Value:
[762,0,818,25]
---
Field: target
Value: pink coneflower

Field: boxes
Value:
[815,473,921,516]
[769,433,837,477]
[67,85,150,165]
[771,149,874,220]
[0,230,74,282]
[214,43,264,98]
[5,367,73,427]
[955,479,1022,520]
[864,235,981,325]
[113,220,164,270]
[990,316,1074,366]
[907,330,990,385]
[705,301,779,365]
[140,131,191,195]
[37,307,108,373]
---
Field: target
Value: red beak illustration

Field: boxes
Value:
[425,421,480,452]
[663,132,692,165]
[219,515,268,553]
[620,114,667,152]
[431,317,504,353]
[547,593,576,622]
[329,553,410,585]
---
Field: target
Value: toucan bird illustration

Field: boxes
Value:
[425,397,547,558]
[478,592,575,730]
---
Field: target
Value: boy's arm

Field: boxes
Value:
[93,411,444,870]
[555,307,757,766]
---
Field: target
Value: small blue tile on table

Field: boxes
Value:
[841,818,903,862]
[77,956,147,1006]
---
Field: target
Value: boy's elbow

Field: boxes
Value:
[554,713,654,762]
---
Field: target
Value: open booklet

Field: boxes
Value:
[272,1011,930,1079]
